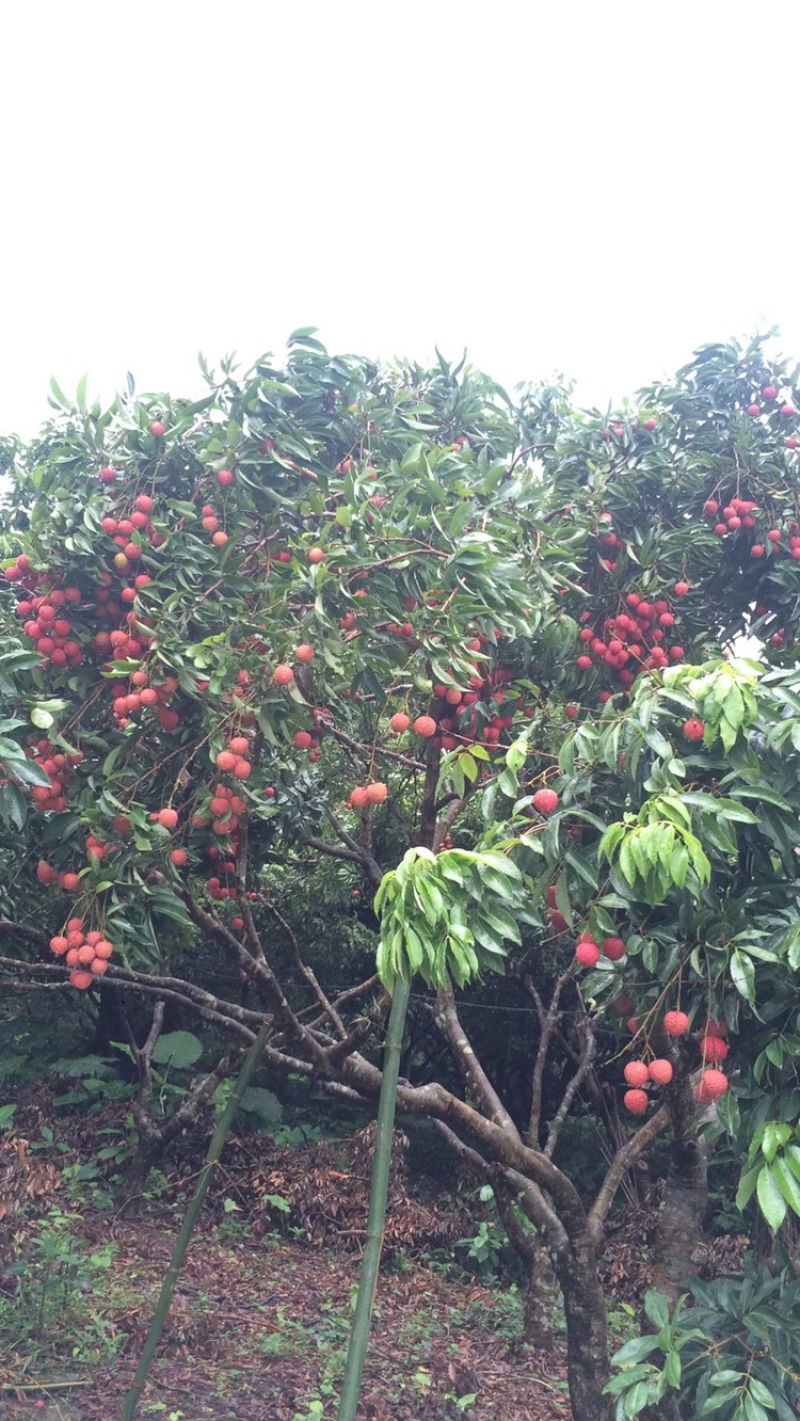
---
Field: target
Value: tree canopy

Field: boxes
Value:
[3,331,800,1421]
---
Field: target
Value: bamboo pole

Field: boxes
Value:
[120,1022,270,1421]
[336,977,411,1421]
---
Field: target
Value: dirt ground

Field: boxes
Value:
[0,1214,570,1421]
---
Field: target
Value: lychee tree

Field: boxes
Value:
[2,333,800,1420]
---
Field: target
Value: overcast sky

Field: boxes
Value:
[2,2,799,435]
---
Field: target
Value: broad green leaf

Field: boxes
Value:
[643,1290,670,1330]
[760,1121,792,1163]
[736,1164,761,1211]
[730,950,756,1004]
[403,924,425,972]
[150,1031,203,1070]
[458,752,479,783]
[772,1155,800,1217]
[478,851,521,879]
[478,903,522,944]
[756,1165,788,1232]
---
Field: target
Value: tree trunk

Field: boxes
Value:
[651,1078,708,1305]
[118,1121,166,1205]
[650,1135,707,1302]
[91,988,133,1062]
[488,1178,560,1349]
[555,1231,613,1421]
[523,1231,559,1348]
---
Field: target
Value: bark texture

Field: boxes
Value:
[556,1230,613,1421]
[523,1231,559,1349]
[651,1075,708,1304]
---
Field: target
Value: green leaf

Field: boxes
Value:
[663,1349,681,1388]
[478,851,521,879]
[403,924,425,973]
[0,781,27,831]
[643,727,673,758]
[747,1377,777,1409]
[147,890,192,926]
[772,1155,800,1217]
[700,1392,741,1416]
[102,743,125,776]
[49,375,71,409]
[239,1086,282,1125]
[470,917,504,953]
[743,1395,770,1421]
[683,831,711,885]
[730,950,756,1004]
[414,875,445,925]
[559,732,575,776]
[643,1290,670,1330]
[730,785,792,811]
[756,1165,788,1232]
[736,1164,761,1211]
[598,821,626,862]
[555,872,574,930]
[458,752,479,784]
[505,737,528,772]
[610,1335,659,1366]
[150,1031,203,1070]
[615,836,634,887]
[714,800,759,824]
[784,1144,800,1184]
[0,746,52,788]
[708,1371,745,1389]
[625,1381,656,1418]
[670,841,689,887]
[760,1121,792,1163]
[478,903,521,944]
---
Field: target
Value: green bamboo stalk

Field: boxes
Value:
[120,1022,271,1421]
[337,976,411,1421]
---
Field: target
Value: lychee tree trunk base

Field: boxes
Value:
[523,1232,559,1349]
[651,1113,708,1305]
[556,1232,613,1421]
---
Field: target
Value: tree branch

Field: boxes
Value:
[587,1103,669,1243]
[326,723,425,773]
[340,1050,591,1241]
[0,919,50,949]
[434,978,520,1135]
[527,968,570,1145]
[432,782,475,849]
[234,816,268,966]
[162,878,330,1072]
[263,898,347,1040]
[544,1006,596,1158]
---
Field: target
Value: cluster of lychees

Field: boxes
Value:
[25,740,84,813]
[572,928,627,967]
[622,1012,730,1113]
[743,387,796,429]
[49,920,114,989]
[349,782,388,809]
[99,489,165,567]
[704,492,800,582]
[576,561,690,694]
[383,663,519,755]
[109,670,181,730]
[6,554,83,668]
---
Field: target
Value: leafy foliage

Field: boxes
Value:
[4,332,800,1419]
[606,1260,800,1421]
[374,843,524,990]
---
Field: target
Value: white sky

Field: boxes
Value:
[2,1,800,436]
